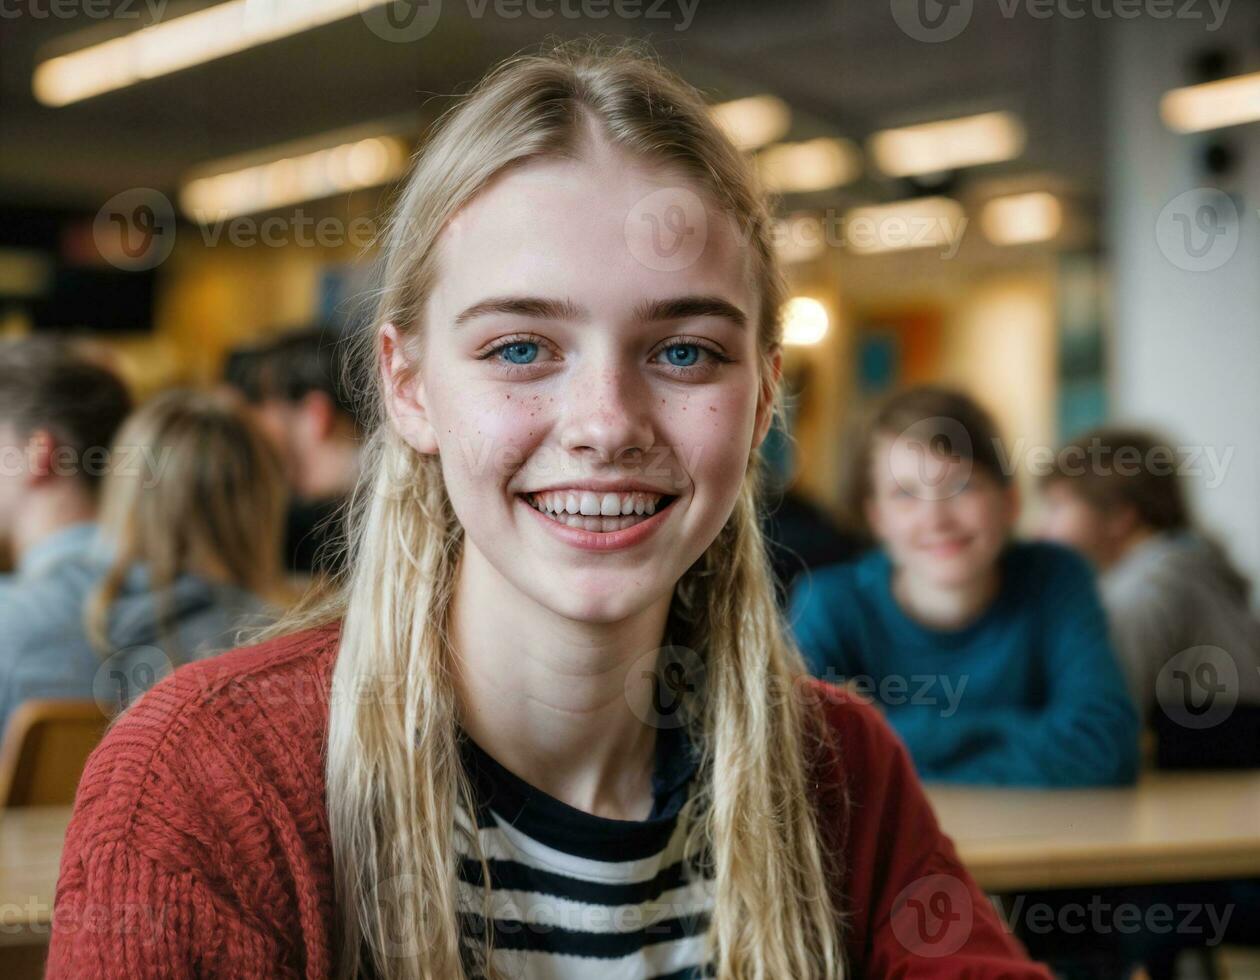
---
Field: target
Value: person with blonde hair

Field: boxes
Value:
[48,42,1049,979]
[84,388,289,664]
[0,388,287,734]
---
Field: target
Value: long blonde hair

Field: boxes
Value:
[272,38,846,979]
[86,388,287,659]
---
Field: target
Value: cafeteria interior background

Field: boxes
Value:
[1,0,1259,977]
[5,2,1259,586]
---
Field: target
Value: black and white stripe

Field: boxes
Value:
[454,723,716,979]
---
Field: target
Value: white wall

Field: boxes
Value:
[1107,14,1260,601]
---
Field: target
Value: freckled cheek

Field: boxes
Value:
[658,387,759,491]
[430,385,552,489]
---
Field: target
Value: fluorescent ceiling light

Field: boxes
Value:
[868,111,1025,178]
[34,0,393,106]
[844,196,965,255]
[782,297,829,346]
[180,134,408,219]
[757,138,861,193]
[1161,72,1260,133]
[710,95,792,152]
[980,191,1062,245]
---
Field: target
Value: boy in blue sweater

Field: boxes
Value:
[788,386,1139,787]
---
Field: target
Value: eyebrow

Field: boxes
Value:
[452,295,747,330]
[635,296,747,330]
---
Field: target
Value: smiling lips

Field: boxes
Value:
[922,536,971,557]
[522,489,676,532]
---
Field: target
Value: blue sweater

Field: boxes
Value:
[787,541,1139,787]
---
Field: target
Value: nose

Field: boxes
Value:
[558,359,655,465]
[923,494,957,528]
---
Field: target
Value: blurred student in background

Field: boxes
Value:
[225,325,360,577]
[0,389,288,735]
[1039,427,1260,768]
[789,386,1139,786]
[0,338,131,592]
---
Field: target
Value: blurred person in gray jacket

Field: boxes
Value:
[0,389,290,736]
[1038,427,1260,767]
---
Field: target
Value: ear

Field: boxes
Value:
[300,390,336,441]
[24,429,57,485]
[751,345,783,451]
[380,323,439,455]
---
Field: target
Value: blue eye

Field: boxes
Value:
[663,344,701,367]
[500,341,538,365]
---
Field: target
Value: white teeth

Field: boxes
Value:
[527,489,667,518]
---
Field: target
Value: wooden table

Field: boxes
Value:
[927,771,1260,892]
[0,806,71,946]
[2,780,1258,937]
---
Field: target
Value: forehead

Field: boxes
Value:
[428,146,756,321]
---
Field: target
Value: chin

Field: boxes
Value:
[921,558,988,589]
[534,580,660,626]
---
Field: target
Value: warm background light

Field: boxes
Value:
[33,0,395,106]
[781,296,830,346]
[757,138,862,193]
[710,95,792,152]
[1160,72,1260,133]
[180,136,409,219]
[980,191,1063,245]
[869,111,1026,178]
[844,196,966,254]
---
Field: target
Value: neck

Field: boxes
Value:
[450,543,670,821]
[892,563,1000,631]
[13,483,96,566]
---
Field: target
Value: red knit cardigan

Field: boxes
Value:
[47,622,1052,978]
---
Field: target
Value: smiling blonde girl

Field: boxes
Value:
[48,42,1049,979]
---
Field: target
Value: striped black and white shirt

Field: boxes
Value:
[454,720,716,979]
